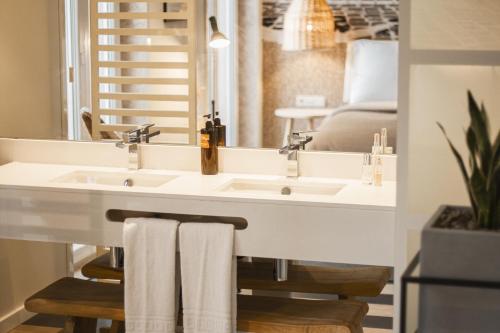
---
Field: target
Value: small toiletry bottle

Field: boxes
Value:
[373,155,383,186]
[211,100,226,147]
[381,128,387,154]
[381,128,393,154]
[372,133,381,155]
[361,153,373,185]
[200,115,218,175]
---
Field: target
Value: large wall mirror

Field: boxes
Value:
[0,0,399,154]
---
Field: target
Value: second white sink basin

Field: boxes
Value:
[219,178,345,197]
[51,170,176,188]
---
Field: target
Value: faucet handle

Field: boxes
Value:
[122,128,141,143]
[140,123,155,134]
[291,131,314,149]
[139,123,161,143]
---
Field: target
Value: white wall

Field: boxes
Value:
[0,1,67,332]
[0,0,63,139]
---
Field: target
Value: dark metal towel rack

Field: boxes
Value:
[106,209,248,230]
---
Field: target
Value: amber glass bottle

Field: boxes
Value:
[200,122,218,175]
[214,116,226,147]
[210,101,226,147]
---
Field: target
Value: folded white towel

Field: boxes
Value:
[179,223,236,333]
[124,218,180,333]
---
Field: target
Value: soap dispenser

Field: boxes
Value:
[211,100,226,147]
[200,114,219,175]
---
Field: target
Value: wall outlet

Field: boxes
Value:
[295,95,326,108]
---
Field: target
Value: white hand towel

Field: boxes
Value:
[124,218,180,333]
[179,223,236,333]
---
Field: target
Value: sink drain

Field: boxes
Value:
[281,186,292,195]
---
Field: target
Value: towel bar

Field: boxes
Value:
[105,209,248,230]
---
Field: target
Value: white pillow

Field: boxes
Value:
[343,40,399,104]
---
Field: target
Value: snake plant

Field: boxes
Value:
[437,91,500,230]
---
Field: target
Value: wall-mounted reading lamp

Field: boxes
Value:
[209,16,230,49]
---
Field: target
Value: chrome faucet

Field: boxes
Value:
[279,132,313,178]
[111,124,159,269]
[115,124,160,170]
[274,132,313,282]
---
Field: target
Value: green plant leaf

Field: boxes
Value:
[467,91,492,175]
[466,127,481,172]
[437,121,478,222]
[490,131,500,178]
[470,166,490,228]
[487,124,500,228]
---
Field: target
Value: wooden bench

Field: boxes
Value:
[25,278,124,333]
[25,277,368,333]
[82,252,390,298]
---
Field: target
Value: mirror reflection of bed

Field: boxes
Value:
[306,40,398,153]
[245,0,399,153]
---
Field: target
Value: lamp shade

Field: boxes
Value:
[282,0,336,51]
[209,16,230,49]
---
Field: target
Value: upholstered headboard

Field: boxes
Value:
[343,40,399,105]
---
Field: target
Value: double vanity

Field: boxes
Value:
[0,138,395,266]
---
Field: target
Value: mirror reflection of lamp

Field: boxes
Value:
[209,16,230,49]
[282,0,336,51]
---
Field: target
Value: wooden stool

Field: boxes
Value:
[26,277,367,333]
[82,252,390,298]
[81,254,123,281]
[238,294,367,333]
[238,261,390,298]
[25,278,124,333]
[8,325,63,333]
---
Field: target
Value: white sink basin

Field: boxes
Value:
[219,178,345,197]
[50,170,176,188]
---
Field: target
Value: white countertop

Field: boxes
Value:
[0,162,395,210]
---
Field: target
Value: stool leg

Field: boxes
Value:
[339,295,356,300]
[65,317,97,333]
[352,325,364,333]
[109,321,125,333]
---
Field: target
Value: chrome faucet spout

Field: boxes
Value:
[115,123,160,171]
[279,132,313,178]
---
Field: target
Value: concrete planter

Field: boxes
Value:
[419,205,500,333]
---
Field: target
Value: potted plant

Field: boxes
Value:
[419,91,500,332]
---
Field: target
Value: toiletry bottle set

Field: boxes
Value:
[362,128,392,186]
[201,101,226,175]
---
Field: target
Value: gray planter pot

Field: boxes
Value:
[419,205,500,333]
